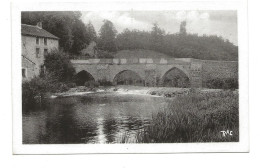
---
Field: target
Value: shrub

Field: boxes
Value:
[22,77,48,112]
[98,79,113,86]
[84,80,95,88]
[66,82,77,88]
[96,50,114,58]
[94,81,100,87]
[205,78,238,89]
[22,75,71,112]
[44,50,75,83]
[58,83,69,92]
[222,78,238,90]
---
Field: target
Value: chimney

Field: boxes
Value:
[36,22,42,29]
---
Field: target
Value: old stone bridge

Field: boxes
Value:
[71,58,238,88]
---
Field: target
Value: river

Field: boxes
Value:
[22,92,170,144]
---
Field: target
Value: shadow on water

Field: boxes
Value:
[23,92,168,144]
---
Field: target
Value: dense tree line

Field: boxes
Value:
[116,22,238,61]
[22,12,238,61]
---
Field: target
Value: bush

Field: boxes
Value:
[66,82,77,88]
[205,78,238,89]
[84,80,95,88]
[96,50,114,58]
[58,83,69,92]
[94,81,100,87]
[44,50,75,83]
[22,75,71,112]
[223,78,238,90]
[98,79,113,86]
[22,77,48,112]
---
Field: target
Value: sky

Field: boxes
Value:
[81,10,237,45]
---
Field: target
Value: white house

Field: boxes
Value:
[21,22,59,81]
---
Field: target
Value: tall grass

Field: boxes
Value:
[121,90,239,143]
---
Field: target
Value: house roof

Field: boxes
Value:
[21,24,59,40]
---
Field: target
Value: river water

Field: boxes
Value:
[23,92,169,144]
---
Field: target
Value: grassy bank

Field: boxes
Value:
[120,90,239,143]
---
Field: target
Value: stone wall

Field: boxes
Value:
[71,58,238,88]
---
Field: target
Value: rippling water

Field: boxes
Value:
[23,92,169,144]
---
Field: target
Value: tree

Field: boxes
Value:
[116,29,151,50]
[44,50,75,82]
[86,21,97,42]
[115,27,238,61]
[21,11,91,54]
[150,23,165,51]
[97,20,117,52]
[71,19,90,54]
[179,21,187,35]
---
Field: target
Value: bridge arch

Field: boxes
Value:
[161,67,190,87]
[75,70,96,86]
[113,70,144,85]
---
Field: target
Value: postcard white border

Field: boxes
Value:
[12,0,249,154]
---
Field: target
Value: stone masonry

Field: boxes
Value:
[71,58,238,88]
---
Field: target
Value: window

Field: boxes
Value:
[36,48,40,57]
[36,37,39,44]
[22,68,26,78]
[44,49,48,56]
[44,38,47,45]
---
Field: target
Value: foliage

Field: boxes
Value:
[84,81,100,88]
[179,21,187,35]
[97,20,118,52]
[70,19,90,54]
[44,50,75,83]
[22,76,70,112]
[22,12,238,60]
[21,11,94,54]
[96,50,114,58]
[120,91,239,143]
[205,78,238,89]
[22,77,48,111]
[23,50,76,112]
[116,29,151,50]
[66,82,77,88]
[86,21,97,42]
[150,23,165,52]
[116,24,238,61]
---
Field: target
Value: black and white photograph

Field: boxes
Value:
[11,1,249,154]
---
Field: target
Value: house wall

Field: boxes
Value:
[22,57,36,82]
[22,35,59,78]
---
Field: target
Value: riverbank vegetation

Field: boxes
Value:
[120,90,239,143]
[204,78,238,89]
[22,51,75,112]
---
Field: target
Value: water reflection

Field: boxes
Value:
[23,92,169,144]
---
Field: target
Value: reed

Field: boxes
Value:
[121,90,239,143]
